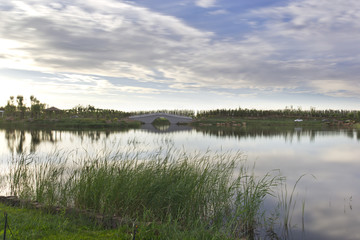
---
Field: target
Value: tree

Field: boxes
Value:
[16,95,26,119]
[30,95,45,119]
[4,96,16,117]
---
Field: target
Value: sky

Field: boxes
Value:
[0,0,360,111]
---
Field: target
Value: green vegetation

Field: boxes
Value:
[6,148,286,239]
[0,95,195,121]
[3,95,46,120]
[192,116,323,128]
[151,117,171,125]
[129,109,195,118]
[1,95,359,130]
[0,118,141,130]
[278,174,308,230]
[0,95,142,130]
[0,202,133,239]
[196,106,360,121]
[192,106,360,129]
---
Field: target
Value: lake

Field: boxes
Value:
[1,125,359,239]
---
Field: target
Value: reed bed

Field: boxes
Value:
[7,146,284,238]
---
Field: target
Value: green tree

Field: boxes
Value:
[4,96,16,117]
[16,95,26,119]
[30,95,45,119]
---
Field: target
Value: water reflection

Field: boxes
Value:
[2,129,118,154]
[2,126,359,155]
[0,126,360,239]
[141,124,193,133]
[4,129,63,153]
[195,126,360,142]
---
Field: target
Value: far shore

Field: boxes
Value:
[0,115,358,131]
[0,117,142,130]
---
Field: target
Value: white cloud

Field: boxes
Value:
[208,9,228,15]
[250,0,360,53]
[1,0,360,101]
[1,0,265,90]
[44,74,163,95]
[244,0,360,95]
[195,0,216,8]
[307,80,360,98]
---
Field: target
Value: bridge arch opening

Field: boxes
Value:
[152,117,171,125]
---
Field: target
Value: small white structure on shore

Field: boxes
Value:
[294,119,303,122]
[0,110,4,117]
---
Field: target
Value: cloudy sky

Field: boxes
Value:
[1,0,360,111]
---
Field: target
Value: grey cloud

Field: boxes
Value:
[1,0,360,98]
[0,0,214,82]
[243,0,360,94]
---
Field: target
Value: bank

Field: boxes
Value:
[0,118,141,131]
[191,116,358,129]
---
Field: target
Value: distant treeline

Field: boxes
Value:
[197,107,360,120]
[129,109,195,117]
[1,95,359,121]
[1,95,130,120]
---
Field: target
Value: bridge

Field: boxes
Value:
[128,113,193,124]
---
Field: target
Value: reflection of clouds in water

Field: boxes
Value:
[303,199,360,239]
[263,172,360,239]
[317,145,360,162]
[241,132,360,239]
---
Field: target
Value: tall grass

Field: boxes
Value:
[229,166,283,237]
[273,173,315,239]
[7,146,284,238]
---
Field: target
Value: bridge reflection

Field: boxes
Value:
[140,124,193,133]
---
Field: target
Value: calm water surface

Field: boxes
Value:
[0,125,359,239]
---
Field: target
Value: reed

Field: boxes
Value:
[228,165,283,237]
[277,173,315,235]
[7,146,285,238]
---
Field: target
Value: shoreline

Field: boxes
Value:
[0,116,358,131]
[0,118,142,130]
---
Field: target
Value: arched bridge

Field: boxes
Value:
[129,113,193,124]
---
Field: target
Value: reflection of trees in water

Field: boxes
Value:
[72,131,110,143]
[4,127,358,154]
[195,127,360,142]
[5,130,26,154]
[16,131,25,154]
[347,130,354,139]
[4,129,64,154]
[140,124,193,133]
[6,130,114,154]
[5,129,16,154]
[30,130,41,153]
